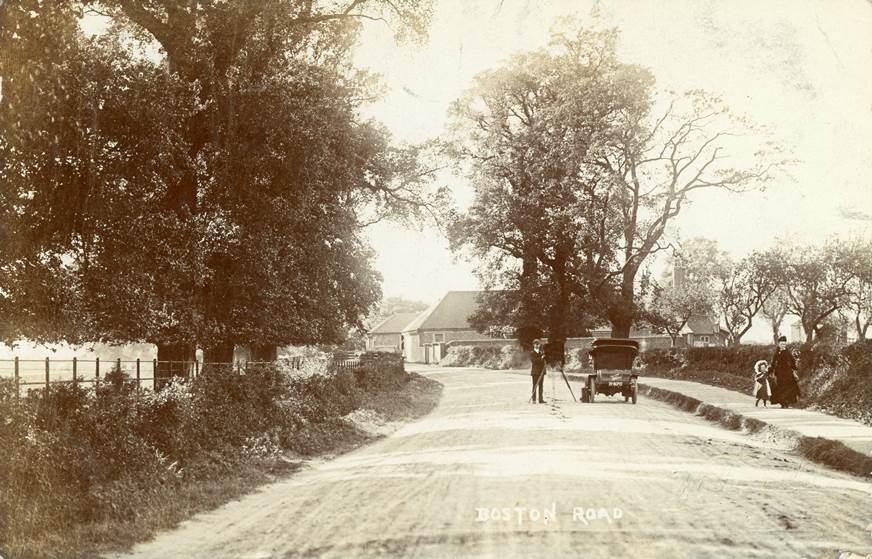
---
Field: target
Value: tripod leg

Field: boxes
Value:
[560,367,577,402]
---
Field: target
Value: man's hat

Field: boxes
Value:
[777,335,787,342]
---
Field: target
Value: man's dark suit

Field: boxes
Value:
[530,348,546,403]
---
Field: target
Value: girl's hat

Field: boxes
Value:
[777,335,788,342]
[754,360,769,373]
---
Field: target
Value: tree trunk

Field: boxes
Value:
[546,254,570,367]
[855,313,870,341]
[609,274,636,338]
[804,319,815,345]
[155,342,196,386]
[519,245,539,328]
[515,244,542,350]
[250,343,278,362]
[733,320,753,346]
[610,312,633,338]
[203,341,235,365]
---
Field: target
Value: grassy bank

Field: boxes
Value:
[638,384,872,478]
[0,353,442,559]
[636,341,872,427]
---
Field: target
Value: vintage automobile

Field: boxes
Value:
[580,338,640,404]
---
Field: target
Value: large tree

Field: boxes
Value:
[0,1,435,361]
[447,27,644,356]
[448,23,782,344]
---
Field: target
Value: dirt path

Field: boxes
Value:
[108,368,872,559]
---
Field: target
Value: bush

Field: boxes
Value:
[638,349,685,373]
[354,352,407,391]
[0,356,410,553]
[439,344,529,369]
[564,348,591,372]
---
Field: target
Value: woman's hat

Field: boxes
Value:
[777,335,787,342]
[754,359,769,373]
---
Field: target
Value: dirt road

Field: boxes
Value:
[110,368,872,559]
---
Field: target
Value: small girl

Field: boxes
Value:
[753,359,771,407]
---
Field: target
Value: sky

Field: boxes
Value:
[354,0,872,319]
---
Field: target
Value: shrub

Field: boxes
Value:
[0,356,410,552]
[565,348,591,372]
[498,344,529,369]
[440,346,472,367]
[439,344,528,369]
[354,352,407,391]
[639,349,685,372]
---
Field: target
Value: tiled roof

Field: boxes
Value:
[369,312,420,335]
[403,291,484,332]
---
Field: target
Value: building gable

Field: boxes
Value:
[403,291,486,333]
[369,312,420,335]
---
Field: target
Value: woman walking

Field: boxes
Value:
[769,336,800,408]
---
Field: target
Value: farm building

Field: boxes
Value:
[679,316,729,347]
[402,291,502,363]
[366,312,419,353]
[585,316,728,350]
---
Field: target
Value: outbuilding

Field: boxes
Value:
[402,291,500,363]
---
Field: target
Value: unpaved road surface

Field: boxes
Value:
[110,368,872,559]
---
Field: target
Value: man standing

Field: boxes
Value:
[530,339,546,403]
[770,335,800,408]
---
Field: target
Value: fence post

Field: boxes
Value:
[116,358,121,377]
[153,358,158,390]
[195,359,199,378]
[14,356,19,398]
[136,358,141,389]
[73,357,78,387]
[96,357,100,383]
[45,357,50,392]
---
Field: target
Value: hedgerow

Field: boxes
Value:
[439,344,529,369]
[0,352,408,557]
[638,340,872,426]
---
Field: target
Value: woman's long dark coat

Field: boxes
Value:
[770,348,800,406]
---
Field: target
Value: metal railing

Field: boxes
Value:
[0,355,312,396]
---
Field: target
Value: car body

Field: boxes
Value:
[580,338,640,404]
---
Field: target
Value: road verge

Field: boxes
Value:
[638,383,872,479]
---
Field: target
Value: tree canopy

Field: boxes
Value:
[447,22,782,345]
[0,0,435,358]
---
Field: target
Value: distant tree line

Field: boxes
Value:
[641,236,872,346]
